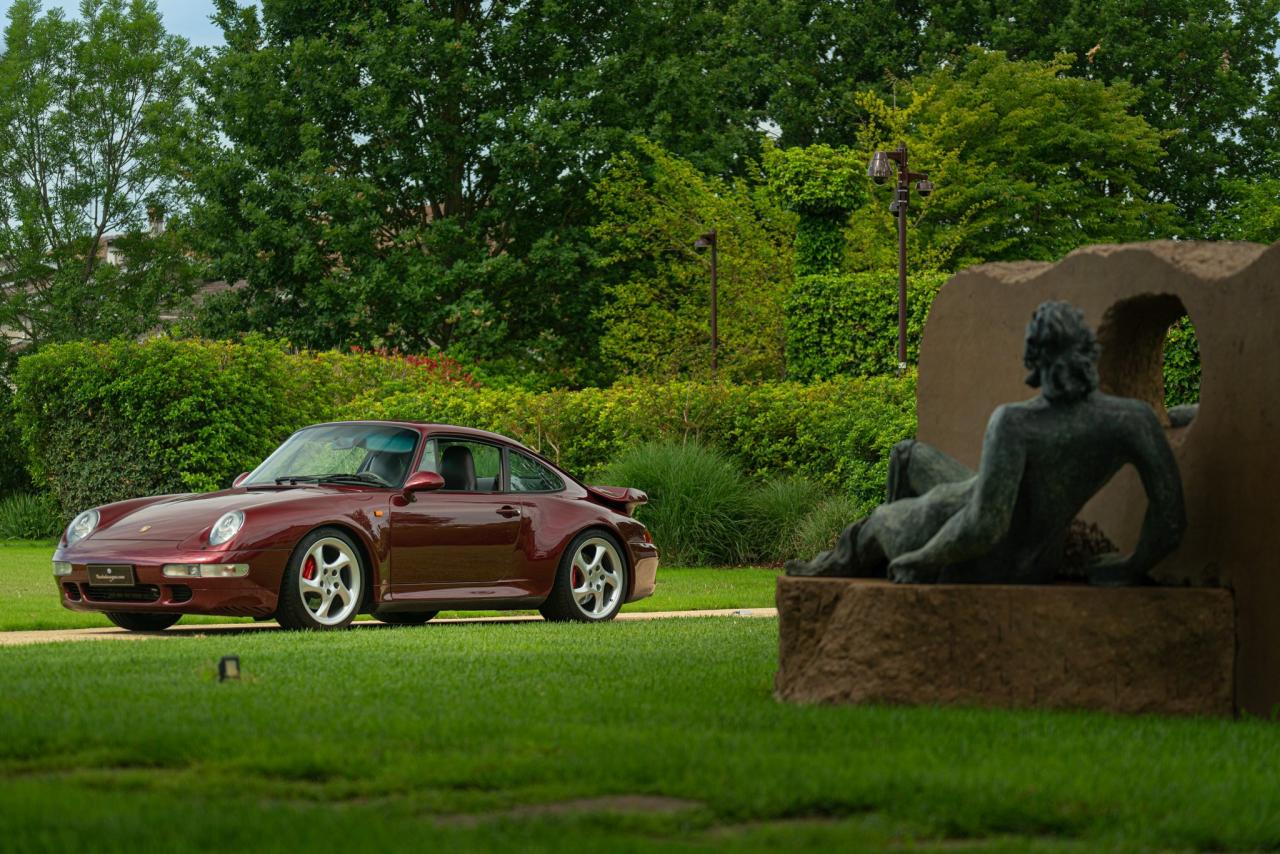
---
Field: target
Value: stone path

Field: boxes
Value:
[0,607,778,648]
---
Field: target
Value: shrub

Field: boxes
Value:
[743,476,824,564]
[792,495,863,562]
[785,270,950,380]
[0,378,32,496]
[15,337,470,515]
[1163,316,1201,408]
[0,493,63,540]
[598,441,751,566]
[345,374,918,503]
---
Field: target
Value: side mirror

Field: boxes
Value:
[402,471,445,499]
[232,472,250,488]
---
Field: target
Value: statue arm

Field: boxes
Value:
[1095,408,1186,583]
[888,407,1025,578]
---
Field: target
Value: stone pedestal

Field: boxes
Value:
[775,577,1235,717]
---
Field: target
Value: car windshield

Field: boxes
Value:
[244,424,420,488]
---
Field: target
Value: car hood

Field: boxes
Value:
[90,487,364,542]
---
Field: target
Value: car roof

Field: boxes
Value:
[307,420,534,452]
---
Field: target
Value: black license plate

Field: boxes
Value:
[88,565,136,586]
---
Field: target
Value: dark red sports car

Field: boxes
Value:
[52,421,658,631]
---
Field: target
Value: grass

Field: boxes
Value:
[0,541,780,632]
[1,618,1278,851]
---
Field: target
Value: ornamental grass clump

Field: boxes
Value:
[0,493,62,540]
[743,475,824,564]
[792,495,863,561]
[598,441,750,566]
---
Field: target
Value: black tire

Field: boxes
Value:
[371,610,439,626]
[276,527,367,631]
[105,612,181,632]
[539,529,629,623]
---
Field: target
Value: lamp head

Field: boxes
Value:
[867,151,894,185]
[915,178,935,197]
[693,230,716,253]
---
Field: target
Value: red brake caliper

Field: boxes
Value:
[302,555,317,581]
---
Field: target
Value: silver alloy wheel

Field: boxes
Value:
[297,537,362,627]
[569,537,624,619]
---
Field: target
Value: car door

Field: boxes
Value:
[388,437,524,596]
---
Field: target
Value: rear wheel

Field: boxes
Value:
[105,612,181,632]
[539,531,628,623]
[277,528,366,630]
[371,610,439,626]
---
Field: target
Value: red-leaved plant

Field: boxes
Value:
[349,346,480,388]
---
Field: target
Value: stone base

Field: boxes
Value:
[775,577,1235,717]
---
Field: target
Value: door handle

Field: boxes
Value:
[497,506,521,518]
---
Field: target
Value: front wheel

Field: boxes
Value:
[277,528,366,630]
[539,531,629,623]
[105,612,181,632]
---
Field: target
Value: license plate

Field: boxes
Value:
[88,565,136,586]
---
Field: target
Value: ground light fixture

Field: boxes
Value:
[867,143,934,372]
[693,229,719,379]
[218,656,241,682]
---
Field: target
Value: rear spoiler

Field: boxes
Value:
[585,485,648,517]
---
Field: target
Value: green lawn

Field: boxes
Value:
[1,618,1277,851]
[0,541,779,631]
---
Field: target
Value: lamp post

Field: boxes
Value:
[694,229,718,379]
[867,143,933,372]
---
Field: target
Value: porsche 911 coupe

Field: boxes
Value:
[52,421,658,630]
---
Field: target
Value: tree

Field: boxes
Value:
[590,138,795,382]
[190,0,769,386]
[731,0,1280,238]
[0,0,203,347]
[847,50,1172,269]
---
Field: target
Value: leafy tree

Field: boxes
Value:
[734,0,1280,238]
[190,0,769,386]
[847,50,1172,269]
[590,138,794,382]
[0,0,203,347]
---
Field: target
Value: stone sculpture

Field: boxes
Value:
[786,301,1186,585]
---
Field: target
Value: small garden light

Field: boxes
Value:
[218,655,241,682]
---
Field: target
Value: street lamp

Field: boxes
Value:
[868,143,933,372]
[694,229,718,379]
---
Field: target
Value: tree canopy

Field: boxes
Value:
[0,0,202,346]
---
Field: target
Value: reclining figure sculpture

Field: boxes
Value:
[786,301,1186,586]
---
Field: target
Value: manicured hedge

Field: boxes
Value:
[342,374,918,513]
[784,270,949,380]
[14,337,470,516]
[15,335,918,519]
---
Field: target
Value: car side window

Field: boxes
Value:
[415,440,438,474]
[422,438,502,492]
[509,451,565,493]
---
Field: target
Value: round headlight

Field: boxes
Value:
[209,510,245,546]
[66,509,99,545]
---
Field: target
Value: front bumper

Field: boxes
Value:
[53,542,290,619]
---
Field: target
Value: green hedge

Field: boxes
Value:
[14,337,468,516]
[342,374,918,513]
[1163,316,1201,408]
[785,270,949,380]
[14,336,918,519]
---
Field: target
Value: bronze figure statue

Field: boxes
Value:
[786,301,1186,585]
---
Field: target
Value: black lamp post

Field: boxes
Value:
[868,143,933,372]
[694,229,718,379]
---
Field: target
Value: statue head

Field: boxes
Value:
[1023,301,1100,404]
